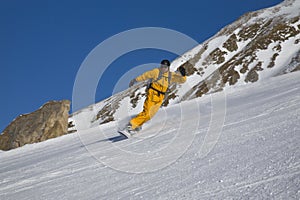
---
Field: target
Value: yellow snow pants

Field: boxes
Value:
[130,88,164,129]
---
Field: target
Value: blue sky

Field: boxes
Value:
[0,0,283,132]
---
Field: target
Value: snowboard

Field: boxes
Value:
[118,125,141,139]
[118,129,133,139]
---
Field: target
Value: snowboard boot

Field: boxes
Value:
[126,123,142,136]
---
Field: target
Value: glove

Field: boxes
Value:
[129,79,137,87]
[178,66,186,76]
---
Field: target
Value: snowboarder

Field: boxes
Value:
[121,59,186,137]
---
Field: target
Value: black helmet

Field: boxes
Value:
[160,59,170,67]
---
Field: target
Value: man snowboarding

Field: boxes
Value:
[119,59,186,138]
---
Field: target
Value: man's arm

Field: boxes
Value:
[129,68,159,87]
[171,73,186,84]
[171,66,187,84]
[135,68,159,82]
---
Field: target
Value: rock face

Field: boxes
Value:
[0,100,70,151]
[177,0,300,101]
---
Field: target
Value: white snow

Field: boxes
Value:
[1,1,300,199]
[1,71,300,199]
[160,0,300,108]
[248,0,300,24]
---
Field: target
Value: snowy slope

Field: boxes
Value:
[70,0,300,128]
[1,71,299,199]
[172,0,300,101]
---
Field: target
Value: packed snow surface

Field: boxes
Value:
[1,72,300,199]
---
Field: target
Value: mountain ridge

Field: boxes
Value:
[70,0,299,130]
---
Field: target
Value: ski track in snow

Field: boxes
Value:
[0,72,300,199]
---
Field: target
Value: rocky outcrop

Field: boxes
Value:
[0,100,70,151]
[178,1,300,101]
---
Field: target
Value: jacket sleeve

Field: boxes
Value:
[135,68,159,82]
[170,72,187,84]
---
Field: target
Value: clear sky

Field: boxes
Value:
[0,0,283,132]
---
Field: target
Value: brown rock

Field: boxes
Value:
[0,100,70,151]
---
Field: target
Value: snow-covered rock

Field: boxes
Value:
[70,0,300,131]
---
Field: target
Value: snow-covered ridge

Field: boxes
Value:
[70,0,299,131]
[171,0,299,101]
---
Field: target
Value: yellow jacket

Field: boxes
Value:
[135,68,186,93]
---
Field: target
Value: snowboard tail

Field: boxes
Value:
[118,129,132,138]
